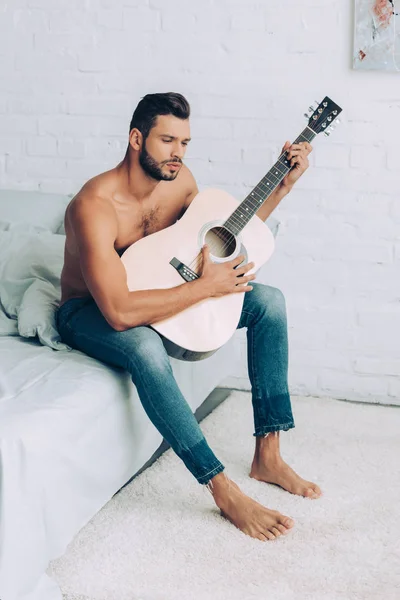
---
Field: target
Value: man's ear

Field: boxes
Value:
[129,128,143,151]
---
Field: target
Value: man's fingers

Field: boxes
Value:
[286,148,306,157]
[290,155,303,167]
[287,142,313,155]
[300,141,313,153]
[235,262,255,275]
[235,273,256,286]
[289,155,309,170]
[231,253,246,267]
[201,244,211,265]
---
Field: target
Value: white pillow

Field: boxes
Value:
[0,189,72,234]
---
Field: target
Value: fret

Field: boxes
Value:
[224,127,317,235]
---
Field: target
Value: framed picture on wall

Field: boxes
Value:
[353,0,400,70]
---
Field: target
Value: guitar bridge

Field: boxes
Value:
[170,257,199,282]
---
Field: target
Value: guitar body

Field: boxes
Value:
[121,188,275,361]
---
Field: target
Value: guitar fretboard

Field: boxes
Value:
[224,126,316,236]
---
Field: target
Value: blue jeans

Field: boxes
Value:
[56,283,294,485]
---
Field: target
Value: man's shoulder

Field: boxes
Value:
[67,178,117,233]
[71,169,117,209]
[179,164,199,207]
[178,163,197,191]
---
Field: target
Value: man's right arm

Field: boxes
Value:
[70,197,214,331]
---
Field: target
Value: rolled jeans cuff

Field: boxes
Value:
[253,421,295,437]
[197,463,225,485]
[178,438,225,485]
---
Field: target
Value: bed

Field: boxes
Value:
[0,189,278,600]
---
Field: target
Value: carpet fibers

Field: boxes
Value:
[48,392,400,600]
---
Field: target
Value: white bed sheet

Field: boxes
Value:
[0,335,236,600]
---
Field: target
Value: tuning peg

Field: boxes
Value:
[323,130,331,137]
[305,104,317,118]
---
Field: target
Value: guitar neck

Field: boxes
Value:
[223,126,317,236]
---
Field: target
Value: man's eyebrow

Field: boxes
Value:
[159,134,191,142]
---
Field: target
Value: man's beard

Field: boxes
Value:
[139,142,181,181]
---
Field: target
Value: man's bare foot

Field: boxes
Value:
[206,472,295,542]
[250,432,322,499]
[250,457,322,498]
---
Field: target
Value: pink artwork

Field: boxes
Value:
[353,0,400,70]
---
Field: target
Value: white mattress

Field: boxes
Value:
[0,335,236,600]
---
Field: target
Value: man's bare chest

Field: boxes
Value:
[114,199,185,255]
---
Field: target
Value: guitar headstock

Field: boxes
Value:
[305,96,342,137]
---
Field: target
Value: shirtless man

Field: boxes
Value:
[57,92,322,543]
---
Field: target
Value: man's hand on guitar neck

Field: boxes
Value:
[256,140,313,222]
[280,140,313,191]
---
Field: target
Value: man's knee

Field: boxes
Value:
[253,284,287,322]
[123,326,170,372]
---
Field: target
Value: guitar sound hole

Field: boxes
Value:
[205,227,237,259]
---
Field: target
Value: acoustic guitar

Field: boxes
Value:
[121,97,342,361]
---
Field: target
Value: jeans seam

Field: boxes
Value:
[200,464,224,478]
[198,464,225,484]
[248,323,261,408]
[57,300,91,329]
[57,320,76,348]
[240,308,256,324]
[254,422,295,436]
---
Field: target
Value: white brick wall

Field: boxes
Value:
[1,0,399,405]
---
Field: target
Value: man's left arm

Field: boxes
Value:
[255,141,313,222]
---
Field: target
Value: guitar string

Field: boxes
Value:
[185,127,317,277]
[187,148,295,273]
[192,126,319,268]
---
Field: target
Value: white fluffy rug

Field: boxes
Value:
[48,392,400,600]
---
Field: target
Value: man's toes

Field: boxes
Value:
[264,530,276,541]
[305,485,322,499]
[271,526,282,537]
[256,533,268,542]
[276,523,289,535]
[280,516,295,529]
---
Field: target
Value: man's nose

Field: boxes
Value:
[171,143,185,159]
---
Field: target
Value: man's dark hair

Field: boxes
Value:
[129,92,190,140]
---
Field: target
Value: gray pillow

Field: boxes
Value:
[55,219,66,236]
[0,230,70,350]
[0,189,72,234]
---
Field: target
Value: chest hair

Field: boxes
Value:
[141,207,160,236]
